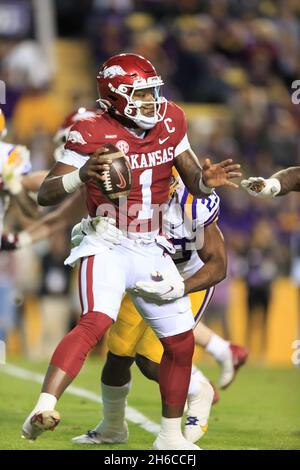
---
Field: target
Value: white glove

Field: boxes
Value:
[241,177,281,198]
[90,216,122,244]
[70,216,122,249]
[70,222,85,248]
[2,146,30,195]
[135,271,185,301]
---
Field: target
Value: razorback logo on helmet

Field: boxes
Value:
[103,65,127,79]
[68,130,87,145]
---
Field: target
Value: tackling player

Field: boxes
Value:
[22,53,241,450]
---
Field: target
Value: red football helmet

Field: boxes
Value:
[53,107,98,160]
[97,53,166,130]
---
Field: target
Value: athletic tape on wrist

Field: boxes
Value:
[62,170,83,193]
[199,176,214,195]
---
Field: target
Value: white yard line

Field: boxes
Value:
[1,363,160,434]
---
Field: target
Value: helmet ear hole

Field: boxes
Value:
[108,94,117,101]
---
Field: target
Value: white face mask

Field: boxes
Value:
[130,102,161,129]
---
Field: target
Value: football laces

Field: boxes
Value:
[102,169,113,192]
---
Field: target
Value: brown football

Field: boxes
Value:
[96,143,132,201]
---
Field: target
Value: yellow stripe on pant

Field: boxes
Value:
[108,289,213,364]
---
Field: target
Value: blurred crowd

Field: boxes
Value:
[1,0,300,357]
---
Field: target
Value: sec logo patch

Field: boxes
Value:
[116,140,129,155]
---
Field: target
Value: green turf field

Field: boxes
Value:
[0,356,299,450]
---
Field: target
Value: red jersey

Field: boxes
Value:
[62,101,190,233]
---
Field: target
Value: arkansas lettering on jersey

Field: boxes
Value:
[62,102,191,233]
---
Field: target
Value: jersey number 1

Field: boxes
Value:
[138,169,153,220]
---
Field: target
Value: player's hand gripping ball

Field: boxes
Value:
[95,143,132,201]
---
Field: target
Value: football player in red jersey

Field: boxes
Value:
[22,54,241,450]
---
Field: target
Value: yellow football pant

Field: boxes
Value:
[108,289,213,364]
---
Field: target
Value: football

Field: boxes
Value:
[96,143,132,201]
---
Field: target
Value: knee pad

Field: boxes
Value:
[159,330,195,407]
[160,330,195,365]
[51,312,113,378]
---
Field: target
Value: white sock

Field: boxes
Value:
[22,392,57,434]
[188,365,209,397]
[94,381,131,432]
[159,417,183,440]
[206,334,230,362]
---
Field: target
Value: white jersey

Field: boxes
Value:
[165,183,220,280]
[0,141,31,236]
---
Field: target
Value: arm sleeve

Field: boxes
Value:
[57,149,89,169]
[174,133,191,157]
[195,192,220,228]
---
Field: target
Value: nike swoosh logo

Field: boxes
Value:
[164,286,174,294]
[170,222,184,230]
[159,137,170,145]
[115,167,127,189]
